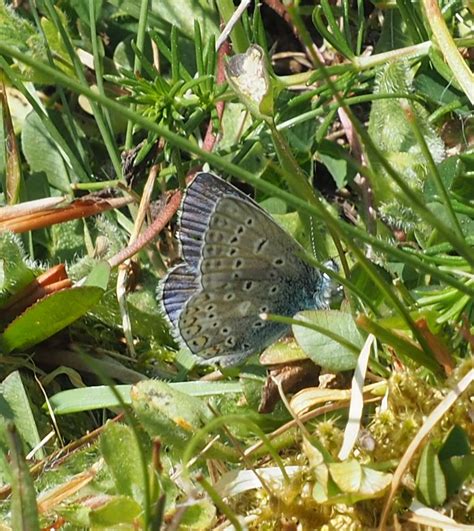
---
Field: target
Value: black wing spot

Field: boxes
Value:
[228,248,238,256]
[256,239,267,253]
[234,258,243,269]
[260,305,269,313]
[244,281,253,291]
[225,336,236,347]
[237,226,245,234]
[224,293,235,301]
[273,258,285,266]
[269,285,279,295]
[246,217,254,226]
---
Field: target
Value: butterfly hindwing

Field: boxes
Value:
[160,263,199,329]
[178,290,289,365]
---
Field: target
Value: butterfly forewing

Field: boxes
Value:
[178,173,242,266]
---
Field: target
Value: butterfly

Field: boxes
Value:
[159,172,336,367]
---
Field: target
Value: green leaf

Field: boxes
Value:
[108,0,218,40]
[374,9,414,53]
[438,426,473,497]
[83,261,111,290]
[179,498,216,530]
[89,496,142,526]
[6,423,40,531]
[350,262,390,310]
[69,0,104,25]
[0,371,43,459]
[293,310,362,371]
[438,425,471,460]
[100,422,150,505]
[0,232,36,309]
[416,442,447,507]
[424,156,460,200]
[260,339,307,365]
[318,139,356,189]
[415,72,469,114]
[440,455,474,498]
[358,466,392,497]
[329,460,362,493]
[49,220,86,263]
[21,111,71,192]
[367,61,445,215]
[131,380,211,456]
[0,286,104,353]
[47,381,243,414]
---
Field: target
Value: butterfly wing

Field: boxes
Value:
[177,195,317,365]
[160,263,199,330]
[177,172,243,267]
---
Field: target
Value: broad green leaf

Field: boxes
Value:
[179,498,216,530]
[89,495,142,526]
[439,426,474,497]
[49,220,86,263]
[415,72,469,114]
[440,455,474,498]
[374,9,414,53]
[438,425,471,460]
[318,139,356,189]
[0,371,43,459]
[260,339,308,365]
[293,310,362,371]
[358,466,392,497]
[218,102,253,152]
[83,261,111,290]
[350,262,391,310]
[70,255,170,343]
[0,286,104,353]
[131,380,211,455]
[314,460,391,504]
[367,61,445,228]
[68,0,104,25]
[21,111,71,192]
[260,197,287,215]
[328,460,362,493]
[416,442,447,507]
[100,422,150,505]
[423,156,460,200]
[108,0,219,40]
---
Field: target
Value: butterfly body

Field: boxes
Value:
[159,172,335,366]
